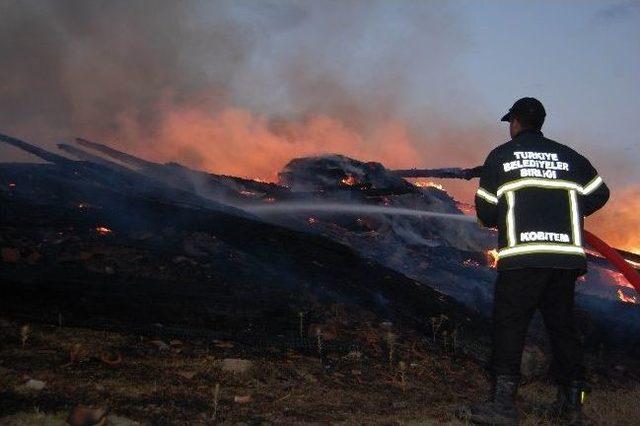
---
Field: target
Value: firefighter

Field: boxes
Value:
[458,97,610,425]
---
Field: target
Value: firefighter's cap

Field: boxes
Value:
[501,97,546,122]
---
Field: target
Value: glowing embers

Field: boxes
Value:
[95,226,113,236]
[412,179,444,191]
[605,269,634,289]
[307,217,318,225]
[617,288,637,304]
[485,249,499,268]
[456,201,475,216]
[341,174,358,186]
[603,269,638,304]
[463,258,481,267]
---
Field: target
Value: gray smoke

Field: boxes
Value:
[0,1,249,143]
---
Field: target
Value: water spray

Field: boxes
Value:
[244,198,640,298]
[243,202,477,222]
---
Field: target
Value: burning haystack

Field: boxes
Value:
[0,132,483,347]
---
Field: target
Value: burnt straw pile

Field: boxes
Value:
[0,133,485,349]
[1,132,639,352]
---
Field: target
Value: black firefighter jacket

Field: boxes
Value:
[475,129,610,272]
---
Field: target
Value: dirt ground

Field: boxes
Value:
[1,318,639,425]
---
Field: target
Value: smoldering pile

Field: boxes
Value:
[1,132,639,351]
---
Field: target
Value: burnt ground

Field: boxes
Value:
[0,314,485,424]
[1,318,640,425]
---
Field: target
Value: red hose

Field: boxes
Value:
[584,230,640,294]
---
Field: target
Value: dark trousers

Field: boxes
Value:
[492,268,584,384]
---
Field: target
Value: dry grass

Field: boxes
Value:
[519,381,640,425]
[1,318,638,425]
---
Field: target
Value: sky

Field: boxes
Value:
[455,0,640,172]
[0,0,638,249]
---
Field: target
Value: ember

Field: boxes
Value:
[456,201,475,216]
[463,258,480,267]
[95,226,113,236]
[617,288,638,304]
[604,270,634,290]
[341,175,358,186]
[413,179,444,191]
[485,249,498,268]
[307,217,318,225]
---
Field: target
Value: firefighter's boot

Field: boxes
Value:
[455,375,520,425]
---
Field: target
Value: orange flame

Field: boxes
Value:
[124,106,421,183]
[341,175,358,186]
[412,179,444,191]
[586,186,640,254]
[485,249,498,268]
